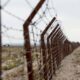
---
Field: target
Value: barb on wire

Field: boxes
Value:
[44,0,58,18]
[51,0,58,17]
[2,24,23,32]
[24,0,49,25]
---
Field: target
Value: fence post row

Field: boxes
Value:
[23,0,80,80]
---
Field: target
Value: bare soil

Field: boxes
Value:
[53,47,80,80]
[2,47,80,80]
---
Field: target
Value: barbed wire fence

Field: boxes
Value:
[0,0,59,80]
[1,0,27,80]
[0,0,80,80]
[23,0,80,80]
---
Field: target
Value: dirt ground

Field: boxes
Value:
[2,47,80,80]
[2,47,28,80]
[53,47,80,80]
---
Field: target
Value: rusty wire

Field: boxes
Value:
[1,0,80,80]
[23,1,80,80]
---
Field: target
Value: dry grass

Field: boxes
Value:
[2,46,27,80]
[53,47,80,80]
[2,46,42,80]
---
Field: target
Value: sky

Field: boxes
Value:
[1,0,80,45]
[53,0,80,42]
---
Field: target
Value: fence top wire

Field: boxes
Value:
[1,0,63,46]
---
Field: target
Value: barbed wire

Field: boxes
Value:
[1,1,80,80]
[51,0,58,17]
[2,9,25,22]
[2,24,23,32]
[1,0,60,45]
[2,24,42,36]
[24,0,50,24]
[1,0,59,30]
[2,0,10,8]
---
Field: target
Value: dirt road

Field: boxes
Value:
[53,47,80,80]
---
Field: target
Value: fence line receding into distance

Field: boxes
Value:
[23,0,80,80]
[0,0,80,80]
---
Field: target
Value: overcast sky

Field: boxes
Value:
[53,0,80,42]
[1,0,80,45]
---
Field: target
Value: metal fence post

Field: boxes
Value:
[41,17,56,80]
[23,0,45,80]
[47,24,59,74]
